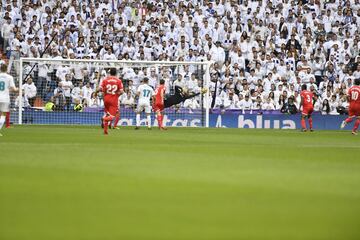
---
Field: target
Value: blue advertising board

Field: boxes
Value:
[210,112,348,130]
[10,109,351,130]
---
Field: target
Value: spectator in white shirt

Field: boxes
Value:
[22,77,37,106]
[239,94,252,113]
[1,17,13,50]
[226,90,240,109]
[262,97,276,111]
[210,41,226,66]
[60,74,74,111]
[71,82,83,103]
[82,82,93,105]
[86,92,102,108]
[329,95,339,115]
[252,96,262,111]
[120,88,135,108]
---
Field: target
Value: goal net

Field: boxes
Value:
[10,58,211,128]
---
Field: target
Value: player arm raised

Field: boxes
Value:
[9,76,19,93]
[160,88,164,104]
[94,83,104,96]
[10,86,19,92]
[134,86,141,104]
[347,88,351,103]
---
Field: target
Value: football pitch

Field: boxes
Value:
[1,126,360,240]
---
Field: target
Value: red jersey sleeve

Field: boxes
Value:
[300,91,304,99]
[100,79,106,93]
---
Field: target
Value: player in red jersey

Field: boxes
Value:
[153,79,166,130]
[5,112,10,128]
[299,84,314,132]
[99,68,123,135]
[340,78,360,135]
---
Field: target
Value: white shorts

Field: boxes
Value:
[0,102,9,112]
[137,101,151,114]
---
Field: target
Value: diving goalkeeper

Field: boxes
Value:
[153,83,207,129]
[164,85,207,108]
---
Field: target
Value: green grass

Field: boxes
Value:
[1,126,360,240]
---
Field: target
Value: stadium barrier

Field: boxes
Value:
[211,111,347,130]
[10,109,349,130]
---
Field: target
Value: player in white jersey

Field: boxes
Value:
[135,77,155,130]
[0,64,18,136]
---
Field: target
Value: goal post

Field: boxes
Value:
[16,58,212,128]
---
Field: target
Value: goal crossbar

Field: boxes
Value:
[21,58,212,66]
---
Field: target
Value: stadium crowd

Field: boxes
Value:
[1,0,360,114]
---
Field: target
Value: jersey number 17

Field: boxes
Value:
[143,89,151,97]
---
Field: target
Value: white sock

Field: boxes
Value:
[136,114,140,127]
[147,115,151,128]
[0,116,5,130]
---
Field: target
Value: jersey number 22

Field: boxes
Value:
[106,85,118,95]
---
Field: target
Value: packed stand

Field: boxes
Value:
[0,0,360,114]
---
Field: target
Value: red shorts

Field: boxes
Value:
[153,103,164,112]
[104,99,119,116]
[302,106,313,116]
[349,106,360,117]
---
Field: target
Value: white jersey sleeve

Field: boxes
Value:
[0,73,15,103]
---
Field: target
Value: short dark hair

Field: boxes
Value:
[0,64,7,72]
[159,79,165,85]
[301,84,307,91]
[355,78,360,86]
[143,77,149,83]
[109,68,117,76]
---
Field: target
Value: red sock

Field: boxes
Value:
[104,120,109,134]
[113,113,120,128]
[5,112,10,127]
[161,115,164,127]
[301,118,306,129]
[308,118,313,129]
[345,117,353,123]
[157,114,162,128]
[353,119,360,132]
[103,116,113,134]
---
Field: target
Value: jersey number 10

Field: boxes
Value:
[351,91,359,101]
[352,91,359,101]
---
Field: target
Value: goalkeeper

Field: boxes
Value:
[164,86,207,108]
